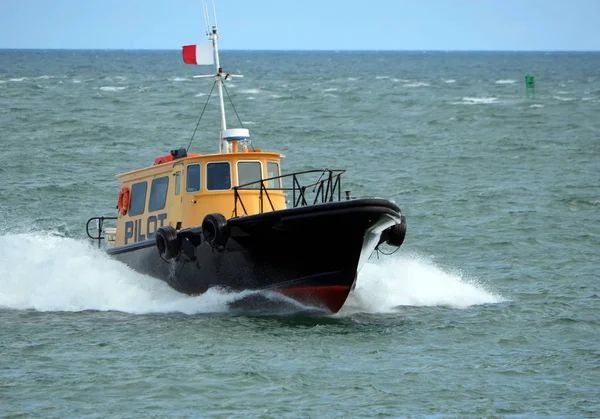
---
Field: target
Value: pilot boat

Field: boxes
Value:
[86,3,407,313]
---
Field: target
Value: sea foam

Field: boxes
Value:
[0,234,503,316]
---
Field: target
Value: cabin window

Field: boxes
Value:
[267,161,281,189]
[129,181,147,216]
[207,162,231,191]
[237,161,262,189]
[186,164,201,193]
[148,176,169,212]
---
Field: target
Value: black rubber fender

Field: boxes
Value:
[202,213,230,248]
[156,225,180,259]
[384,215,407,247]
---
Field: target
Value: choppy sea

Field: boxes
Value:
[1,50,599,418]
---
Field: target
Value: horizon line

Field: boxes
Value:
[1,47,600,53]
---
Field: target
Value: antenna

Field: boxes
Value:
[212,0,218,29]
[202,1,211,36]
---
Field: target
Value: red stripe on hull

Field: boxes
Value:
[278,286,351,314]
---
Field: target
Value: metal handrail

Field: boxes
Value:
[233,169,346,217]
[86,216,118,248]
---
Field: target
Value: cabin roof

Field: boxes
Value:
[116,151,283,182]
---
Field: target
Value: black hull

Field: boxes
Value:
[107,198,402,313]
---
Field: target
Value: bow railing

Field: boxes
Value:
[233,169,346,217]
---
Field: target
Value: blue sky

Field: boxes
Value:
[2,0,599,51]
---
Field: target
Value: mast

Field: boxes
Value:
[189,1,245,154]
[205,3,228,153]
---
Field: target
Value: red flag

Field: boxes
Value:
[182,45,198,64]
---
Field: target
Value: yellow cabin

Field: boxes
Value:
[111,129,286,247]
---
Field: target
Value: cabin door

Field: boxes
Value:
[170,162,184,229]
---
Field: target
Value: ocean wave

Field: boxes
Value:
[239,88,262,94]
[99,86,127,92]
[454,97,498,105]
[404,82,430,87]
[553,96,576,101]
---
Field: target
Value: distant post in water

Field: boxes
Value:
[525,75,535,98]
